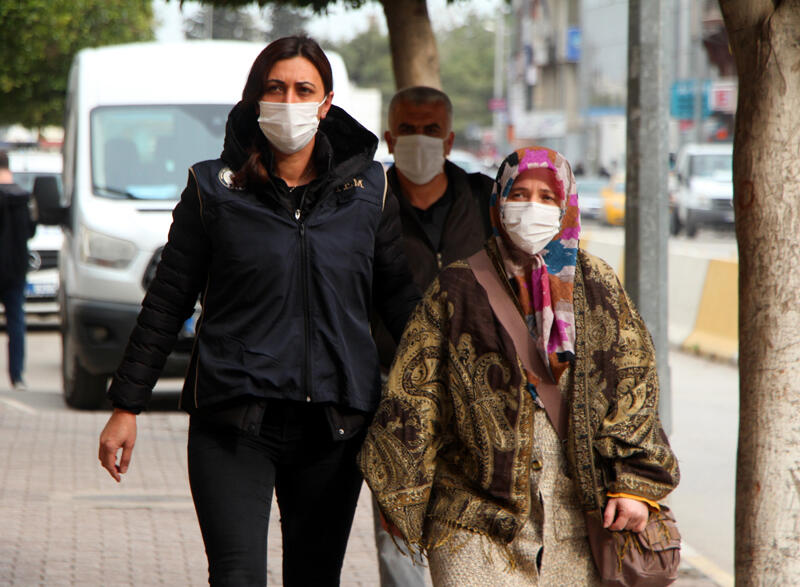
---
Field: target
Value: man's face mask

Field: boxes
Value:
[391,134,446,185]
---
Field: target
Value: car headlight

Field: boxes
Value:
[79,226,137,268]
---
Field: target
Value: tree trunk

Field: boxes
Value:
[718,0,800,583]
[380,0,442,89]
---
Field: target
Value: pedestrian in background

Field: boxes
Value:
[360,146,679,586]
[370,85,493,587]
[98,35,420,586]
[0,150,36,391]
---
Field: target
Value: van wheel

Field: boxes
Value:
[62,332,109,409]
[685,214,698,238]
[669,209,681,236]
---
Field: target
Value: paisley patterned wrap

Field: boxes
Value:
[358,147,679,580]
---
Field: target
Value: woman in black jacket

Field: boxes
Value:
[98,36,420,586]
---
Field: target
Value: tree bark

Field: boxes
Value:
[380,0,442,89]
[718,0,800,583]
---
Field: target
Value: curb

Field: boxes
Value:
[581,230,738,362]
[681,258,737,361]
[681,542,734,586]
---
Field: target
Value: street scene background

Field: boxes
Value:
[1,0,748,584]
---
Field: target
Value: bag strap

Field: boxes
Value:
[467,249,569,439]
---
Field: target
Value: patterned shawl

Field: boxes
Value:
[489,147,580,383]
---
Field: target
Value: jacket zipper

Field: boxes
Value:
[296,206,312,401]
[193,279,211,408]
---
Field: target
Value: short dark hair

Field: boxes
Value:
[0,150,9,170]
[388,86,453,132]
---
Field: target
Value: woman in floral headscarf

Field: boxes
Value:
[359,146,679,586]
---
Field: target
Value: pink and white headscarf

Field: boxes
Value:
[489,146,580,382]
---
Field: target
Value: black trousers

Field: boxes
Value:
[187,400,365,586]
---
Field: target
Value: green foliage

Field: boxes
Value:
[323,20,394,130]
[327,12,494,142]
[185,6,266,40]
[267,4,311,39]
[173,0,368,13]
[0,0,153,128]
[182,4,309,42]
[438,13,494,141]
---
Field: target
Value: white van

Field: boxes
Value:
[35,41,378,408]
[671,142,734,237]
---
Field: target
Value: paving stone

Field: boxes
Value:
[0,389,721,586]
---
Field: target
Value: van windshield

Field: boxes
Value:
[91,105,230,200]
[689,153,732,180]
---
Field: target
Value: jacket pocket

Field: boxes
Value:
[197,334,281,390]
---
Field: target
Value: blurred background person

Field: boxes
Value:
[0,150,36,391]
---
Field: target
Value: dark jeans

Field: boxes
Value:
[188,400,365,587]
[0,279,25,383]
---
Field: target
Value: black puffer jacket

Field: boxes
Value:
[373,162,493,368]
[108,104,420,424]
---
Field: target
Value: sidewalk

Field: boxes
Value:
[0,390,723,586]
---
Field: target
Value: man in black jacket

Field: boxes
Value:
[0,151,36,390]
[371,86,494,587]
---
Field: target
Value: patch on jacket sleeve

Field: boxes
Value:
[217,166,243,191]
[335,177,365,192]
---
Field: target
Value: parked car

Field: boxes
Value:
[7,149,63,318]
[600,174,626,226]
[575,176,607,222]
[672,143,733,237]
[448,148,496,176]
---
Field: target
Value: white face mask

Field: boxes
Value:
[392,134,446,185]
[500,201,562,256]
[258,97,327,154]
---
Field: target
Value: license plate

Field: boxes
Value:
[25,282,58,298]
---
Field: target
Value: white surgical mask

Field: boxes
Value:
[500,201,562,256]
[392,134,445,185]
[258,98,326,154]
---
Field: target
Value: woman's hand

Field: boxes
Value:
[98,408,137,482]
[603,497,649,533]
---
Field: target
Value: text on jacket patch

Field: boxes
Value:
[335,178,365,192]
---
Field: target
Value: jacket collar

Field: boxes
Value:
[221,102,378,188]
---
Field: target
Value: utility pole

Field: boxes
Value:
[691,1,705,143]
[492,8,507,160]
[206,6,214,39]
[625,0,672,432]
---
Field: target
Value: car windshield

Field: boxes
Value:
[577,179,607,196]
[90,104,229,200]
[690,153,732,180]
